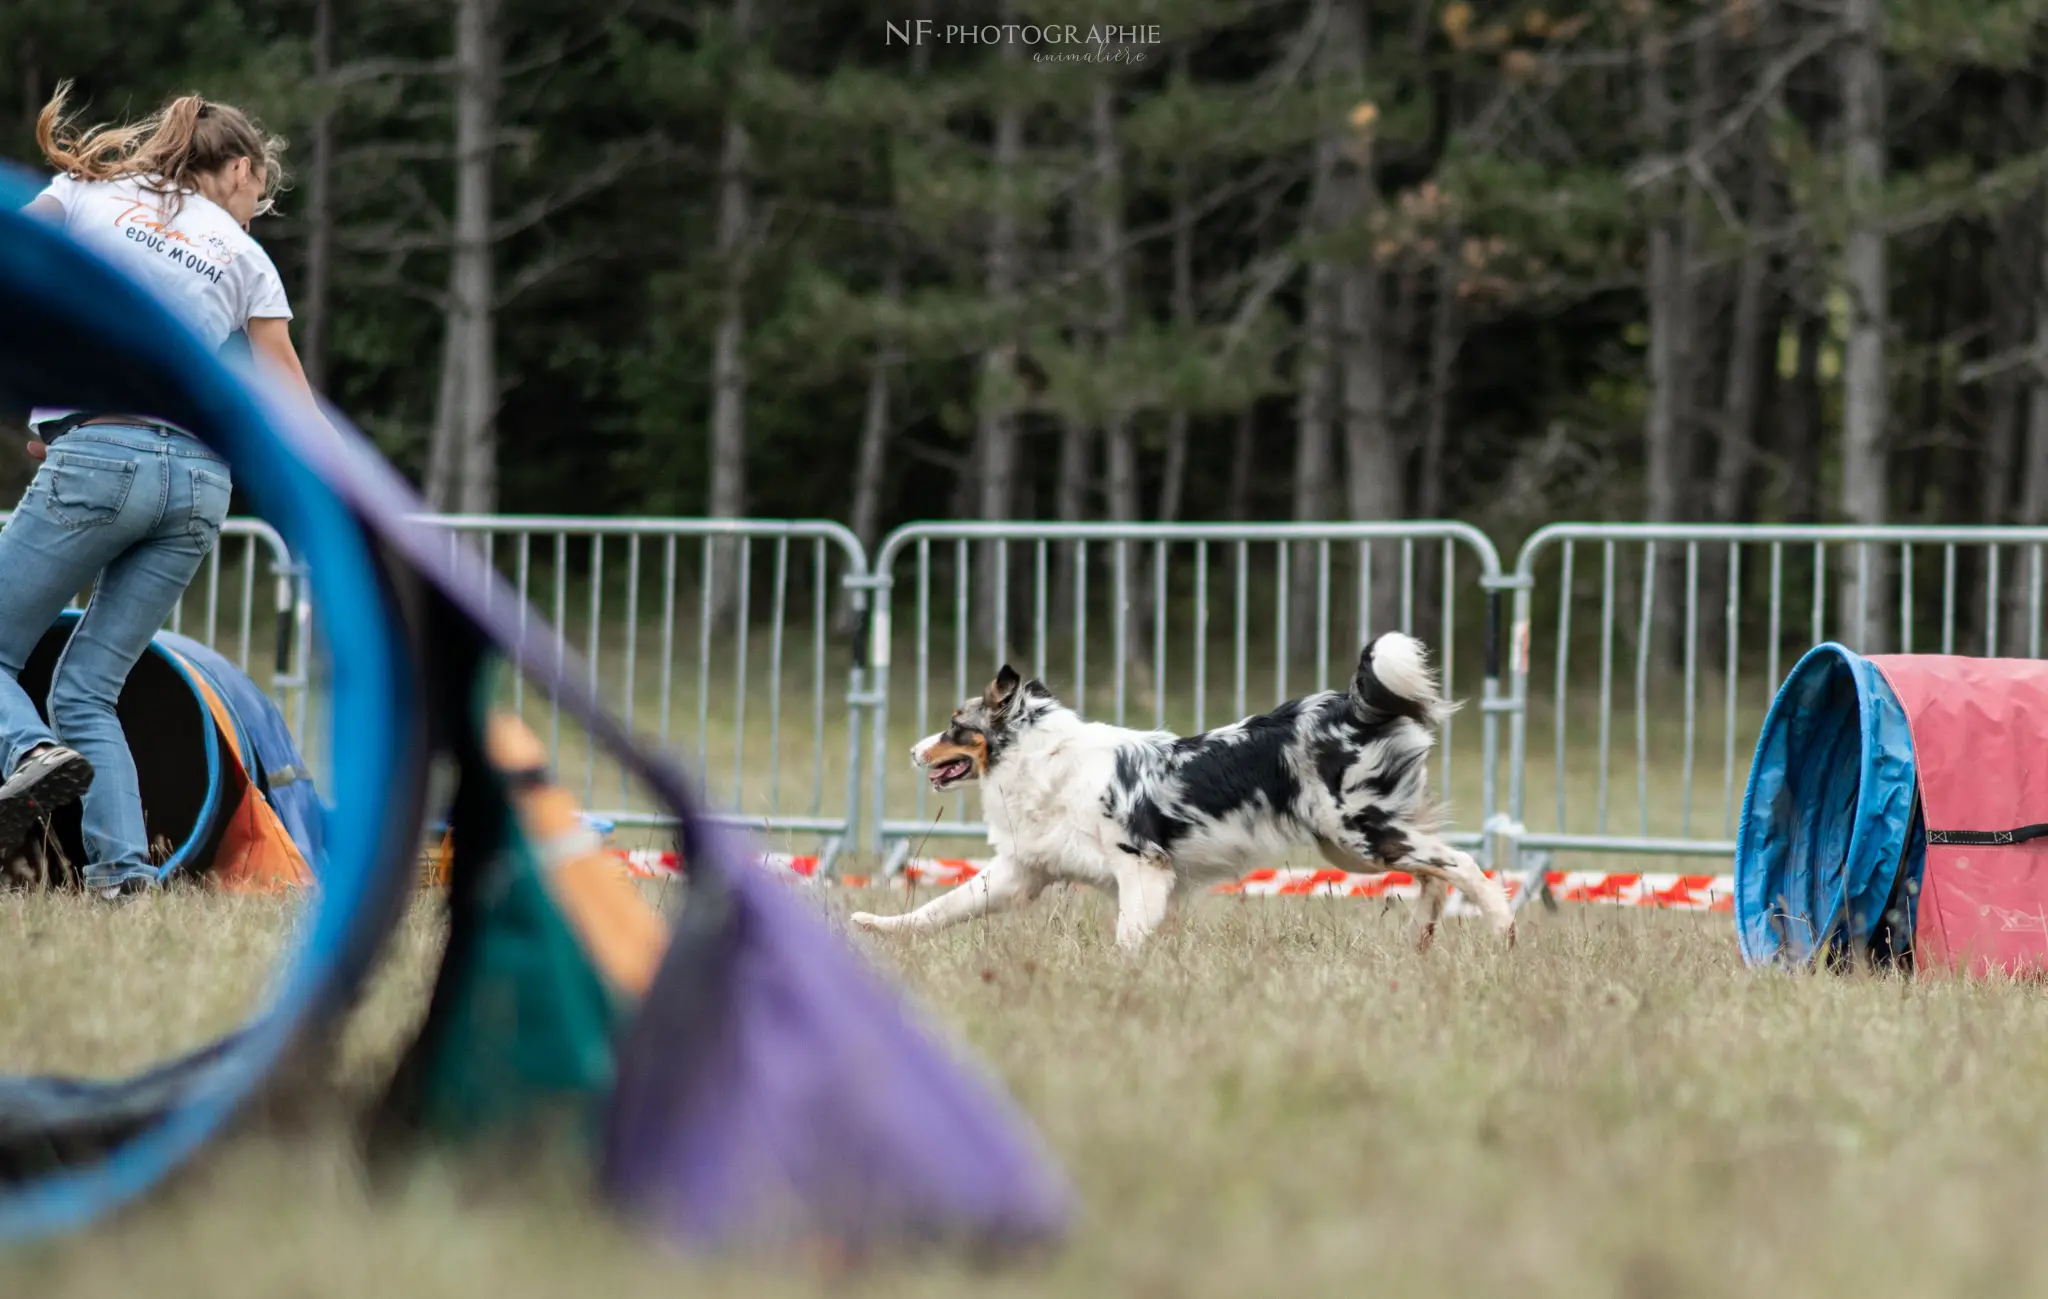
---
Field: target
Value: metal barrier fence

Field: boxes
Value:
[1500,523,2048,906]
[398,516,875,860]
[861,522,1513,866]
[0,511,309,740]
[80,514,2048,892]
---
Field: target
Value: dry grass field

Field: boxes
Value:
[6,882,2048,1298]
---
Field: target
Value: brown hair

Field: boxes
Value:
[35,81,288,214]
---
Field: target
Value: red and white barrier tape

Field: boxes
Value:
[613,849,1733,913]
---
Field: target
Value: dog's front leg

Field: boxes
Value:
[1112,851,1176,951]
[851,859,1039,937]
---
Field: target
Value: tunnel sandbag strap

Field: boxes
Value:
[1926,825,2048,846]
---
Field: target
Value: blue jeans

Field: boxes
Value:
[0,425,232,888]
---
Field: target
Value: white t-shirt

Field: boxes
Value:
[29,172,293,431]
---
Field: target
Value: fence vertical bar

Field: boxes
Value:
[1033,540,1049,680]
[1075,540,1090,712]
[659,535,676,750]
[696,540,713,775]
[1194,542,1209,733]
[1234,541,1249,721]
[1153,539,1169,731]
[1316,540,1332,690]
[995,537,1010,670]
[730,540,751,813]
[1114,539,1129,726]
[1900,544,1914,655]
[916,538,932,823]
[766,536,789,815]
[1275,542,1290,705]
[1598,541,1616,834]
[1635,542,1656,837]
[1988,546,2003,654]
[622,534,641,808]
[587,534,604,804]
[1766,542,1782,697]
[1722,543,1741,838]
[1553,541,1575,832]
[553,532,568,772]
[1681,542,1698,837]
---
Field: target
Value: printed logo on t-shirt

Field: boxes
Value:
[113,199,235,282]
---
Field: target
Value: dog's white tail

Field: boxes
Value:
[1351,632,1449,722]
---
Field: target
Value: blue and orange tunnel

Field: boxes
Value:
[19,611,320,892]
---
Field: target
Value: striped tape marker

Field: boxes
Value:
[613,850,1733,913]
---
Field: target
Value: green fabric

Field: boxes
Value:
[403,656,623,1139]
[408,813,621,1137]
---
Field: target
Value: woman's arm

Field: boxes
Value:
[244,316,316,404]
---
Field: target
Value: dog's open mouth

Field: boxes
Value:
[928,756,975,790]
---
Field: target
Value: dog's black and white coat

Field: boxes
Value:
[851,631,1516,951]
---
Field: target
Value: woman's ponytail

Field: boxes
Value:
[146,95,208,190]
[33,82,286,213]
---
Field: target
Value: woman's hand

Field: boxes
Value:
[24,440,45,462]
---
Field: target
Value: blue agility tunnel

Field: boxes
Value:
[16,611,323,887]
[1735,643,1922,967]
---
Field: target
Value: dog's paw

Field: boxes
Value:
[849,911,883,931]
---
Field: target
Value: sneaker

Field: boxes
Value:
[0,745,92,862]
[95,874,157,903]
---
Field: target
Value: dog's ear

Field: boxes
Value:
[986,664,1022,713]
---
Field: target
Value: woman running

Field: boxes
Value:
[3,83,318,897]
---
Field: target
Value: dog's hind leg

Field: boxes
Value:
[1325,826,1514,948]
[1112,847,1176,951]
[1410,876,1449,952]
[1398,833,1514,946]
[850,858,1040,937]
[1319,836,1447,952]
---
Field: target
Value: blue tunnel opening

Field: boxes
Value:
[1735,643,1924,967]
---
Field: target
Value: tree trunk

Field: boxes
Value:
[1984,196,2031,526]
[1712,152,1772,523]
[302,0,336,392]
[2020,189,2048,529]
[1294,260,1337,528]
[1837,0,1890,649]
[427,0,500,514]
[1785,305,1826,523]
[703,0,755,622]
[1091,78,1133,509]
[1329,0,1401,640]
[1157,146,1195,524]
[849,257,900,555]
[1418,245,1458,520]
[1640,24,1682,531]
[974,21,1024,649]
[1092,77,1151,709]
[1227,408,1255,521]
[707,0,753,526]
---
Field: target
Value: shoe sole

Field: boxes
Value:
[0,756,94,863]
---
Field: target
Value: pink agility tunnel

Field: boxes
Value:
[1867,655,2048,978]
[1737,643,2048,978]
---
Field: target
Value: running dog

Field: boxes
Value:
[850,632,1516,952]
